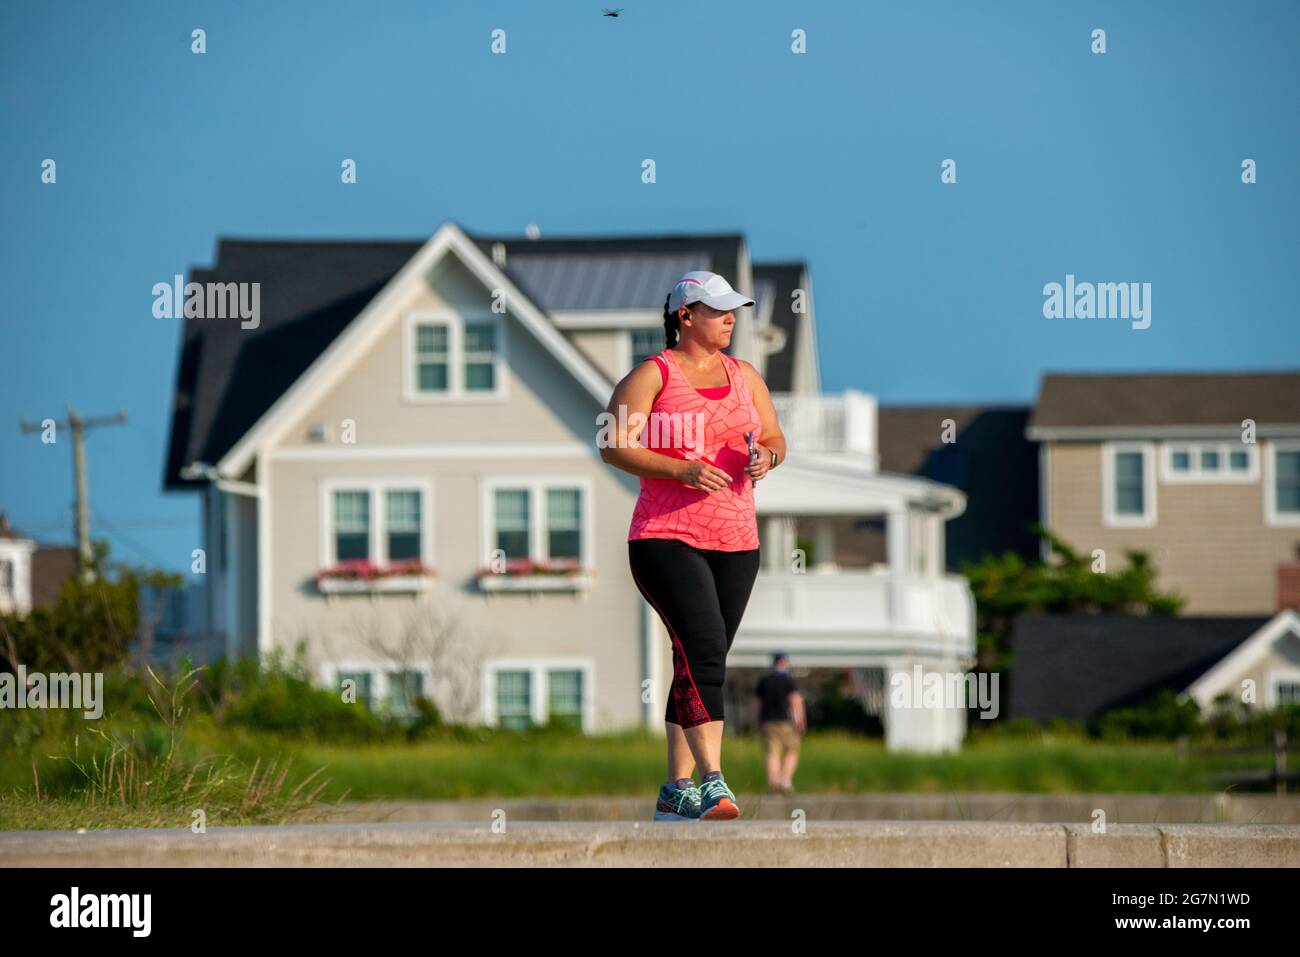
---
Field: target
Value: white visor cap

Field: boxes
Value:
[667,270,756,314]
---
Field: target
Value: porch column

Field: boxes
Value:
[883,656,968,753]
[813,518,837,573]
[885,508,910,632]
[885,508,909,573]
[763,515,799,572]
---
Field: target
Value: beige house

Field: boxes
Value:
[1027,372,1300,614]
[164,221,975,750]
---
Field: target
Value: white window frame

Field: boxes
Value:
[623,327,664,374]
[1102,441,1157,528]
[403,311,508,403]
[1263,440,1300,527]
[1160,441,1259,484]
[0,540,34,616]
[481,658,595,732]
[321,659,434,715]
[320,478,435,568]
[480,476,594,569]
[1264,663,1300,709]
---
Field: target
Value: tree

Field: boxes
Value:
[961,525,1184,675]
[0,540,182,676]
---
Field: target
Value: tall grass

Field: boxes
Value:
[3,664,342,830]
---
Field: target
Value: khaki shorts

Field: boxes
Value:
[760,720,800,755]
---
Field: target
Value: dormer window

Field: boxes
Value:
[404,313,506,401]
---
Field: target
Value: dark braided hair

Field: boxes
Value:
[663,294,682,350]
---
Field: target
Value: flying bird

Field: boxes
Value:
[602,8,624,16]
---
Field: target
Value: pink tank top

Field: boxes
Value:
[627,348,762,551]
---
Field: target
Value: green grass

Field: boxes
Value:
[282,730,1238,800]
[3,716,1284,831]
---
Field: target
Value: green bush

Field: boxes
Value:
[1093,690,1204,741]
[205,647,393,742]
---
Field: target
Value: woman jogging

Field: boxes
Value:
[599,269,787,821]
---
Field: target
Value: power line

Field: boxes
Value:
[91,508,178,571]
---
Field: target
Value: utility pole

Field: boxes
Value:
[19,405,127,581]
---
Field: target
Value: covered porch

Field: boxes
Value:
[733,392,978,752]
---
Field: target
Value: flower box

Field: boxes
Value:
[475,558,593,592]
[315,559,437,594]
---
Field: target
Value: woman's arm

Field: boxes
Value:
[599,362,731,488]
[739,359,787,480]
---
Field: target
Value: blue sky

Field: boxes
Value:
[2,0,1297,572]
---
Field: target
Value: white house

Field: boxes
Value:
[163,221,975,750]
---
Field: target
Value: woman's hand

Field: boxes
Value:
[745,442,773,482]
[675,459,734,492]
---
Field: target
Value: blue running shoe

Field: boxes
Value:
[698,774,741,820]
[653,779,702,821]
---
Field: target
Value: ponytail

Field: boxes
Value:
[663,294,680,349]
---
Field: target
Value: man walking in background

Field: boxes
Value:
[754,652,805,794]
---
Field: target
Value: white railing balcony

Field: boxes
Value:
[731,568,975,665]
[770,390,877,464]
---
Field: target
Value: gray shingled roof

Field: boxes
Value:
[164,229,749,489]
[1028,371,1300,433]
[1009,614,1268,721]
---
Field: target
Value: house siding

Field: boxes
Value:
[1047,442,1299,614]
[261,255,660,731]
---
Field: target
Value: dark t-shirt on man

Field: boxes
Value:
[754,669,798,722]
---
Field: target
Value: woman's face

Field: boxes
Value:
[679,302,735,349]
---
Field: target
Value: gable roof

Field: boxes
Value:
[1009,614,1270,721]
[163,224,757,489]
[1186,610,1300,708]
[163,239,422,489]
[1027,371,1300,439]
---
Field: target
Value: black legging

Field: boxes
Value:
[628,538,761,729]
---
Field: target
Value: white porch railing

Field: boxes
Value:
[770,390,877,461]
[732,569,975,664]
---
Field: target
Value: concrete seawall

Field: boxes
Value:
[3,821,1299,867]
[315,793,1300,825]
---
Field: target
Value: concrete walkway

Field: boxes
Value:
[3,820,1299,867]
[315,792,1300,825]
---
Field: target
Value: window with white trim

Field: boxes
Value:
[338,670,374,709]
[333,490,370,561]
[385,669,424,719]
[547,669,584,730]
[485,479,590,566]
[1162,441,1257,482]
[1278,681,1300,707]
[413,322,449,393]
[386,491,422,561]
[1102,442,1156,528]
[0,558,13,600]
[487,661,592,731]
[324,482,432,566]
[1265,442,1300,526]
[408,314,504,399]
[630,327,662,369]
[463,321,497,391]
[496,669,532,730]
